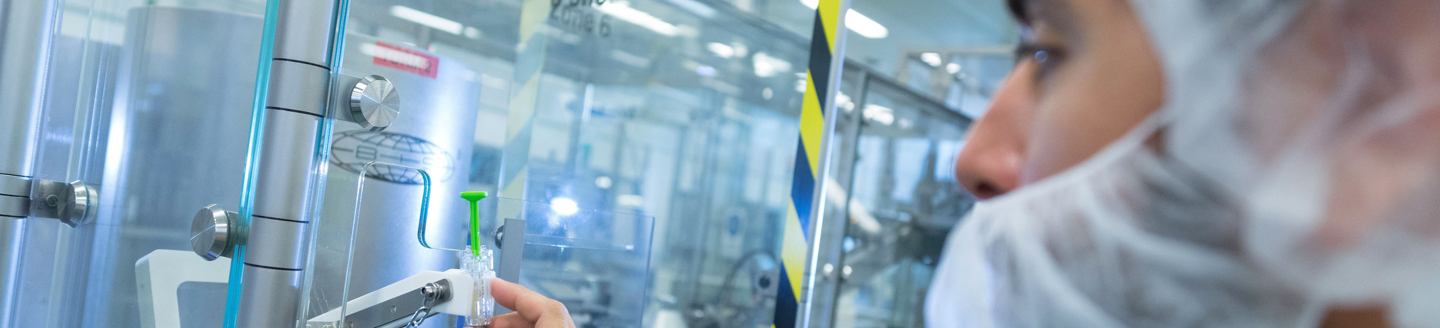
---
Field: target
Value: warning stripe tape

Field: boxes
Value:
[775,1,849,327]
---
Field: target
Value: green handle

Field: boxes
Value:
[460,191,488,254]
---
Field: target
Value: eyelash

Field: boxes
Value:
[1015,43,1068,82]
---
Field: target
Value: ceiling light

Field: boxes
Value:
[799,1,889,39]
[617,194,644,207]
[390,6,463,35]
[667,0,716,18]
[863,104,895,125]
[696,65,717,77]
[946,62,962,74]
[707,42,735,58]
[844,10,888,38]
[753,52,793,77]
[598,2,679,36]
[921,52,942,67]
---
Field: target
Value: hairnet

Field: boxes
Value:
[926,0,1440,326]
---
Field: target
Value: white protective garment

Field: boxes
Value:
[927,0,1440,327]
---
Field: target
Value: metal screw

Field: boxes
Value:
[45,195,58,207]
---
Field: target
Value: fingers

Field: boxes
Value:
[490,278,575,328]
[489,313,534,328]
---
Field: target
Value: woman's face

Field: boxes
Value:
[955,0,1164,199]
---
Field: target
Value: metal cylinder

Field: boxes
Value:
[304,34,480,327]
[0,0,58,326]
[237,0,338,324]
[0,0,58,179]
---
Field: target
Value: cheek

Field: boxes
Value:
[1020,32,1165,183]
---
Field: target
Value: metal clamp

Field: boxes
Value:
[30,180,97,227]
[325,279,452,328]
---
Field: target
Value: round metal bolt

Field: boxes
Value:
[191,204,238,261]
[45,195,58,207]
[64,181,97,226]
[349,75,400,131]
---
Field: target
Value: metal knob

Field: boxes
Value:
[191,204,240,261]
[348,75,400,131]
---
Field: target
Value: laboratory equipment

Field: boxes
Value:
[0,0,1005,326]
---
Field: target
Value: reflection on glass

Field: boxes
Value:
[10,1,270,327]
[825,73,982,328]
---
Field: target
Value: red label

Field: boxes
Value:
[372,42,439,78]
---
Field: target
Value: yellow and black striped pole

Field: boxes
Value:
[776,0,849,327]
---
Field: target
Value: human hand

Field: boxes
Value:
[489,278,575,328]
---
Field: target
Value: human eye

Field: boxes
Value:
[1015,42,1068,83]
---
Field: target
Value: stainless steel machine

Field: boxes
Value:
[303,32,482,327]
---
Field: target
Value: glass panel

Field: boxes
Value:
[509,197,654,327]
[307,0,822,327]
[500,2,814,325]
[813,0,1019,326]
[4,0,276,327]
[831,78,973,328]
[299,32,490,327]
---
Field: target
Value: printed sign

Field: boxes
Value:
[370,42,439,78]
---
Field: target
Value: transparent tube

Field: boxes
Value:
[458,247,495,327]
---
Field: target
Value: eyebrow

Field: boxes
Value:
[1010,0,1080,37]
[1007,0,1031,25]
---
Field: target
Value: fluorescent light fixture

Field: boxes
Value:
[863,104,895,125]
[464,26,482,39]
[731,43,749,57]
[707,42,735,58]
[845,10,888,39]
[667,0,716,18]
[550,197,580,216]
[753,52,793,77]
[595,176,613,189]
[617,194,645,207]
[611,49,652,67]
[799,0,889,39]
[598,2,679,36]
[836,93,855,111]
[696,65,717,77]
[946,62,962,74]
[921,52,942,67]
[391,5,463,35]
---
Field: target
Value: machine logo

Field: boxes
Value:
[330,130,456,185]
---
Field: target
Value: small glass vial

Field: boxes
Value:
[458,247,496,327]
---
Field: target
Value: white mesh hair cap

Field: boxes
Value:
[927,0,1440,327]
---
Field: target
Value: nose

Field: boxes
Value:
[955,63,1037,199]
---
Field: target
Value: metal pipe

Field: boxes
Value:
[235,0,341,326]
[0,0,61,325]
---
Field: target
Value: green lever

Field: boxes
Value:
[461,191,488,254]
